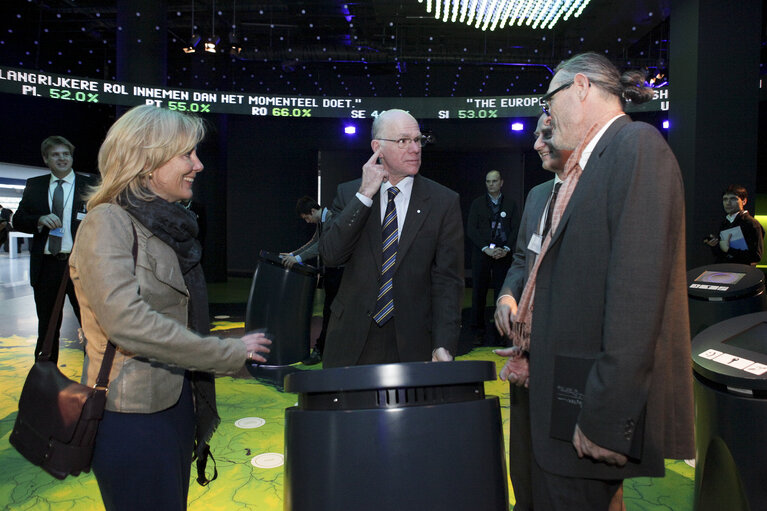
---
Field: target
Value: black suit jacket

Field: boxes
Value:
[319,174,464,367]
[12,172,95,286]
[466,193,520,253]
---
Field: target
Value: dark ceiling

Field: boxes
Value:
[0,0,703,98]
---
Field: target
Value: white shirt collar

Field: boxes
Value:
[49,170,75,185]
[579,114,625,170]
[382,175,414,199]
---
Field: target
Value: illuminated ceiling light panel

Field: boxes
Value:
[417,0,593,31]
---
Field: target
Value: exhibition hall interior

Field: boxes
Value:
[0,0,766,510]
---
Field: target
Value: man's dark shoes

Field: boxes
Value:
[303,348,322,365]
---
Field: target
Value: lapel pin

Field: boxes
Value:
[417,209,421,214]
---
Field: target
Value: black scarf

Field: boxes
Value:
[122,190,219,485]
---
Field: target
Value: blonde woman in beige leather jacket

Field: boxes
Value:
[69,105,271,511]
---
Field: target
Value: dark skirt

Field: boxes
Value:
[91,376,196,511]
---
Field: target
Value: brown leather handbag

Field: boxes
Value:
[9,227,136,479]
[9,265,116,479]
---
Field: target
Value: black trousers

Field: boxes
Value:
[531,454,622,511]
[316,266,343,354]
[470,250,511,330]
[92,377,195,511]
[33,254,81,362]
[509,384,534,511]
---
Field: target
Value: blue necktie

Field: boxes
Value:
[373,187,400,326]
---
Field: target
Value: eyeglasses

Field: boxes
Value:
[377,135,432,149]
[539,80,574,115]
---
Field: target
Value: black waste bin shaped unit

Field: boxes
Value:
[692,311,767,511]
[245,250,318,366]
[283,361,508,511]
[687,263,766,338]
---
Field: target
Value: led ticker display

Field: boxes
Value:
[0,65,669,119]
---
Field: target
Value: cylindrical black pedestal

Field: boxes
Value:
[283,361,508,511]
[245,250,317,366]
[687,263,766,338]
[692,311,767,511]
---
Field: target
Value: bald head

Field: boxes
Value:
[370,108,422,185]
[371,109,416,140]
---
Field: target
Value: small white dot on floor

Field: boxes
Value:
[252,453,284,469]
[235,417,266,429]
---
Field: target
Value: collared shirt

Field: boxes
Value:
[356,175,415,241]
[579,113,626,170]
[45,170,75,254]
[726,211,742,223]
[536,174,565,236]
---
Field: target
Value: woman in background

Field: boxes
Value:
[70,105,271,510]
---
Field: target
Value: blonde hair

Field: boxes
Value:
[87,105,206,209]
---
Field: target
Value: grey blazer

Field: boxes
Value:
[70,204,246,413]
[527,116,695,480]
[319,174,464,367]
[501,179,555,300]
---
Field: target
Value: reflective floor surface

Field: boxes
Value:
[0,252,694,510]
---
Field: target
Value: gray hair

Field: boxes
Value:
[554,52,654,106]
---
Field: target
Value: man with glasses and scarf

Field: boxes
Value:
[319,109,464,368]
[495,53,694,510]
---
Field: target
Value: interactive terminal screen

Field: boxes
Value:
[723,322,767,356]
[694,271,746,286]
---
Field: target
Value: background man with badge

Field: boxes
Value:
[13,136,97,362]
[466,169,519,346]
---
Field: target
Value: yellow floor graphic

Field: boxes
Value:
[0,330,693,510]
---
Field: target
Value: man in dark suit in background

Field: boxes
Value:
[496,53,694,509]
[319,109,464,368]
[13,136,95,362]
[467,169,519,346]
[280,195,343,365]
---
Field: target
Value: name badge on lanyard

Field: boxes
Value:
[528,233,543,254]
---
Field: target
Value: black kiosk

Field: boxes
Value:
[692,311,767,511]
[245,250,318,366]
[283,361,508,511]
[686,263,766,338]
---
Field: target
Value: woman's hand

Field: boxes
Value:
[242,332,272,363]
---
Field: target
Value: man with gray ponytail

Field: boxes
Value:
[499,52,694,509]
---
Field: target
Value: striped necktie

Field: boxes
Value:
[373,186,400,326]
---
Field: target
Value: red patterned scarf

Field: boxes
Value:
[510,112,623,350]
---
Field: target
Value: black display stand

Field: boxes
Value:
[244,250,318,366]
[283,361,509,510]
[692,311,767,511]
[686,263,766,337]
